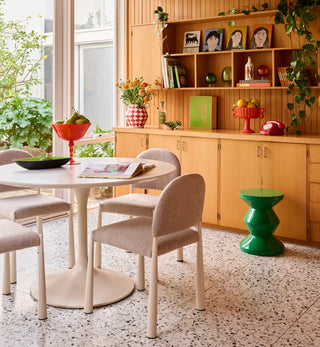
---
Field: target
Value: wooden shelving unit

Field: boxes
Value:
[161,10,319,90]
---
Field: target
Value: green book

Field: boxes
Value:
[174,66,188,88]
[190,96,217,129]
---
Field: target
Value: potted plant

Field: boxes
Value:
[275,0,320,133]
[116,77,156,128]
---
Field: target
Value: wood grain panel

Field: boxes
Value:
[310,183,320,202]
[309,222,320,243]
[309,145,320,163]
[310,202,320,222]
[309,163,320,183]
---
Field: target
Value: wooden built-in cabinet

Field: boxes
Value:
[308,145,320,242]
[128,1,320,134]
[114,128,318,244]
[220,139,307,240]
[148,134,218,224]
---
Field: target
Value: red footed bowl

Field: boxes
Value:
[51,123,91,141]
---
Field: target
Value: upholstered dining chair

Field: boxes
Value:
[84,173,206,338]
[0,149,74,284]
[95,148,182,279]
[0,219,47,319]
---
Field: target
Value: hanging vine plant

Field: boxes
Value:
[275,0,320,134]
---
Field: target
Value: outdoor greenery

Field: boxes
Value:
[74,141,114,158]
[0,0,47,100]
[0,0,52,149]
[0,97,52,149]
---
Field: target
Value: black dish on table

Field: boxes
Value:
[14,157,71,170]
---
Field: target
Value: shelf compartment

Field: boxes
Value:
[233,51,273,86]
[196,53,231,88]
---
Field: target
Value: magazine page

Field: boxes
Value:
[78,161,155,179]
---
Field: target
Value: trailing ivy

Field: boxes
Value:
[275,0,320,133]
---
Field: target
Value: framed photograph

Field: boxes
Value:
[203,29,223,52]
[226,26,247,50]
[250,24,273,49]
[183,30,201,53]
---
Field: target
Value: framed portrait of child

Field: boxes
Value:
[203,29,223,52]
[226,26,247,50]
[250,24,273,49]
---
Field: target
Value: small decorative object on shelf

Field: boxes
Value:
[205,73,217,87]
[222,66,232,87]
[257,65,270,79]
[232,98,264,133]
[165,120,182,130]
[116,77,155,128]
[245,56,254,80]
[158,101,166,128]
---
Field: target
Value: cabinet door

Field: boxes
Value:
[219,139,261,230]
[115,132,147,157]
[130,25,161,82]
[181,137,218,224]
[114,132,147,196]
[148,134,180,158]
[261,142,307,240]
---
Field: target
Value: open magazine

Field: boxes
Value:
[78,161,155,179]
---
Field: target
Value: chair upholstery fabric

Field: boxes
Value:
[93,217,199,257]
[0,194,71,220]
[99,149,181,215]
[94,174,205,255]
[0,219,40,253]
[99,193,158,217]
[132,148,181,190]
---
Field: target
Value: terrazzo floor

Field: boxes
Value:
[0,208,320,346]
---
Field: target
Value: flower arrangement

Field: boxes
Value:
[116,77,158,108]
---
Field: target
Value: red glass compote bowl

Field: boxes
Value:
[51,123,91,165]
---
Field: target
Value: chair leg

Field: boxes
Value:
[147,238,158,338]
[95,204,102,268]
[176,247,183,262]
[84,231,94,314]
[3,253,11,295]
[9,251,16,284]
[38,234,47,320]
[195,223,205,311]
[68,206,75,269]
[137,255,145,291]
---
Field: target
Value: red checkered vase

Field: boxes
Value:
[125,104,148,128]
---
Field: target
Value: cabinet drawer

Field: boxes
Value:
[310,183,320,202]
[309,222,320,243]
[309,201,320,222]
[309,145,320,163]
[309,163,320,182]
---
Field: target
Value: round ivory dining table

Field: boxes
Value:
[0,157,176,308]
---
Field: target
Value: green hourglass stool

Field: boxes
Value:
[239,188,284,256]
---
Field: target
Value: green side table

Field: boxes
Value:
[239,188,284,256]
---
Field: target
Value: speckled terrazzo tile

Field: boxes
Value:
[273,297,320,346]
[1,208,320,346]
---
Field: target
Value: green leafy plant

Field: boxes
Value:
[153,6,169,36]
[275,0,320,133]
[165,120,181,130]
[0,97,53,149]
[218,2,269,18]
[0,0,47,100]
[74,141,114,158]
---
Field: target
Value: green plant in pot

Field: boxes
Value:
[275,0,320,134]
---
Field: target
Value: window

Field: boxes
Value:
[74,0,115,131]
